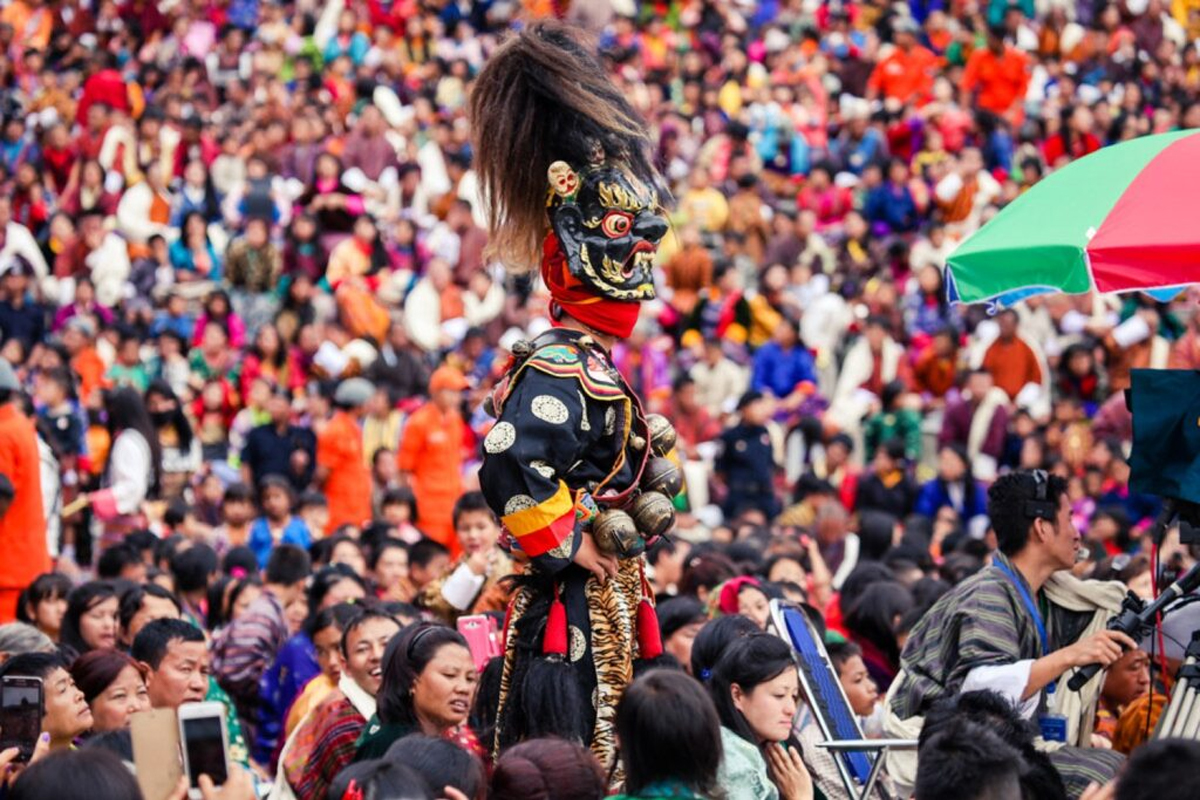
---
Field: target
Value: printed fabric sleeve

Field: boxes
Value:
[479,369,592,572]
[942,575,1031,690]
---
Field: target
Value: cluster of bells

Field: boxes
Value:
[591,413,680,558]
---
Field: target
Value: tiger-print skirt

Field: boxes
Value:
[494,556,646,780]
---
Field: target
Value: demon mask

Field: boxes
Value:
[546,160,668,302]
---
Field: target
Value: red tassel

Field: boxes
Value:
[637,599,663,660]
[636,564,662,660]
[544,584,568,657]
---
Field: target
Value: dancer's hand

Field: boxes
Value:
[574,535,618,584]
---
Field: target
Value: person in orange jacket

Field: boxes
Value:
[397,366,469,555]
[0,359,47,622]
[316,378,374,535]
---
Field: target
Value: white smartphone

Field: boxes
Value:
[177,701,229,799]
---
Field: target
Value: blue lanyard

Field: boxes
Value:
[994,561,1049,658]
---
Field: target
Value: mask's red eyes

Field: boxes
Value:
[601,211,633,238]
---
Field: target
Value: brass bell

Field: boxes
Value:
[645,413,678,456]
[641,456,683,498]
[630,435,647,451]
[631,491,676,539]
[591,509,642,558]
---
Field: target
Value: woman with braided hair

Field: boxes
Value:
[470,21,680,773]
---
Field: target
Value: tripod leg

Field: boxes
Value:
[1179,686,1200,739]
[1158,656,1194,737]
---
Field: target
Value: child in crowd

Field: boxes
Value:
[406,539,450,596]
[248,476,312,569]
[378,487,423,544]
[212,483,257,553]
[418,491,513,624]
[298,491,330,539]
[829,640,882,733]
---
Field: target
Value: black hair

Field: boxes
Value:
[118,583,181,633]
[125,530,159,558]
[838,562,897,615]
[221,546,259,578]
[678,551,738,598]
[369,538,409,572]
[920,690,1064,800]
[326,759,432,800]
[17,572,71,624]
[96,542,143,580]
[469,656,505,751]
[102,387,162,494]
[359,523,397,558]
[307,564,366,623]
[915,719,1023,800]
[382,734,485,800]
[145,379,195,454]
[655,596,707,642]
[222,482,255,506]
[709,633,796,744]
[763,552,809,581]
[617,669,723,797]
[451,491,495,529]
[380,486,417,516]
[311,533,363,570]
[409,538,450,570]
[1116,738,1200,800]
[690,614,760,681]
[307,602,363,642]
[844,581,912,668]
[379,601,420,623]
[154,534,189,572]
[266,544,313,586]
[858,511,900,562]
[920,690,1035,751]
[258,473,295,508]
[988,471,1069,555]
[8,748,143,800]
[490,737,606,800]
[81,728,134,763]
[206,575,262,632]
[341,608,401,658]
[170,543,219,594]
[0,650,67,682]
[162,499,190,529]
[376,623,469,727]
[60,581,119,655]
[131,618,205,669]
[826,640,864,673]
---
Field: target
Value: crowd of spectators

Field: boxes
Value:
[0,0,1197,796]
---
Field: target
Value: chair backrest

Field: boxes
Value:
[769,600,874,787]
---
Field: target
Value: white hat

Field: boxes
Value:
[0,359,18,392]
[334,377,376,407]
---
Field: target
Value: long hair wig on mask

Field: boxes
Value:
[468,21,665,271]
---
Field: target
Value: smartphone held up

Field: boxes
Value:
[178,701,230,800]
[0,676,43,763]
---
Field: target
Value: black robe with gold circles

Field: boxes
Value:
[479,328,651,770]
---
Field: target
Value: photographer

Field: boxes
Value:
[886,470,1133,797]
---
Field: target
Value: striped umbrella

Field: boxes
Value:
[947,128,1200,307]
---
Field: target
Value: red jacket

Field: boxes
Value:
[76,69,129,126]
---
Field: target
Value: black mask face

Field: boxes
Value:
[547,161,668,302]
[150,409,174,427]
